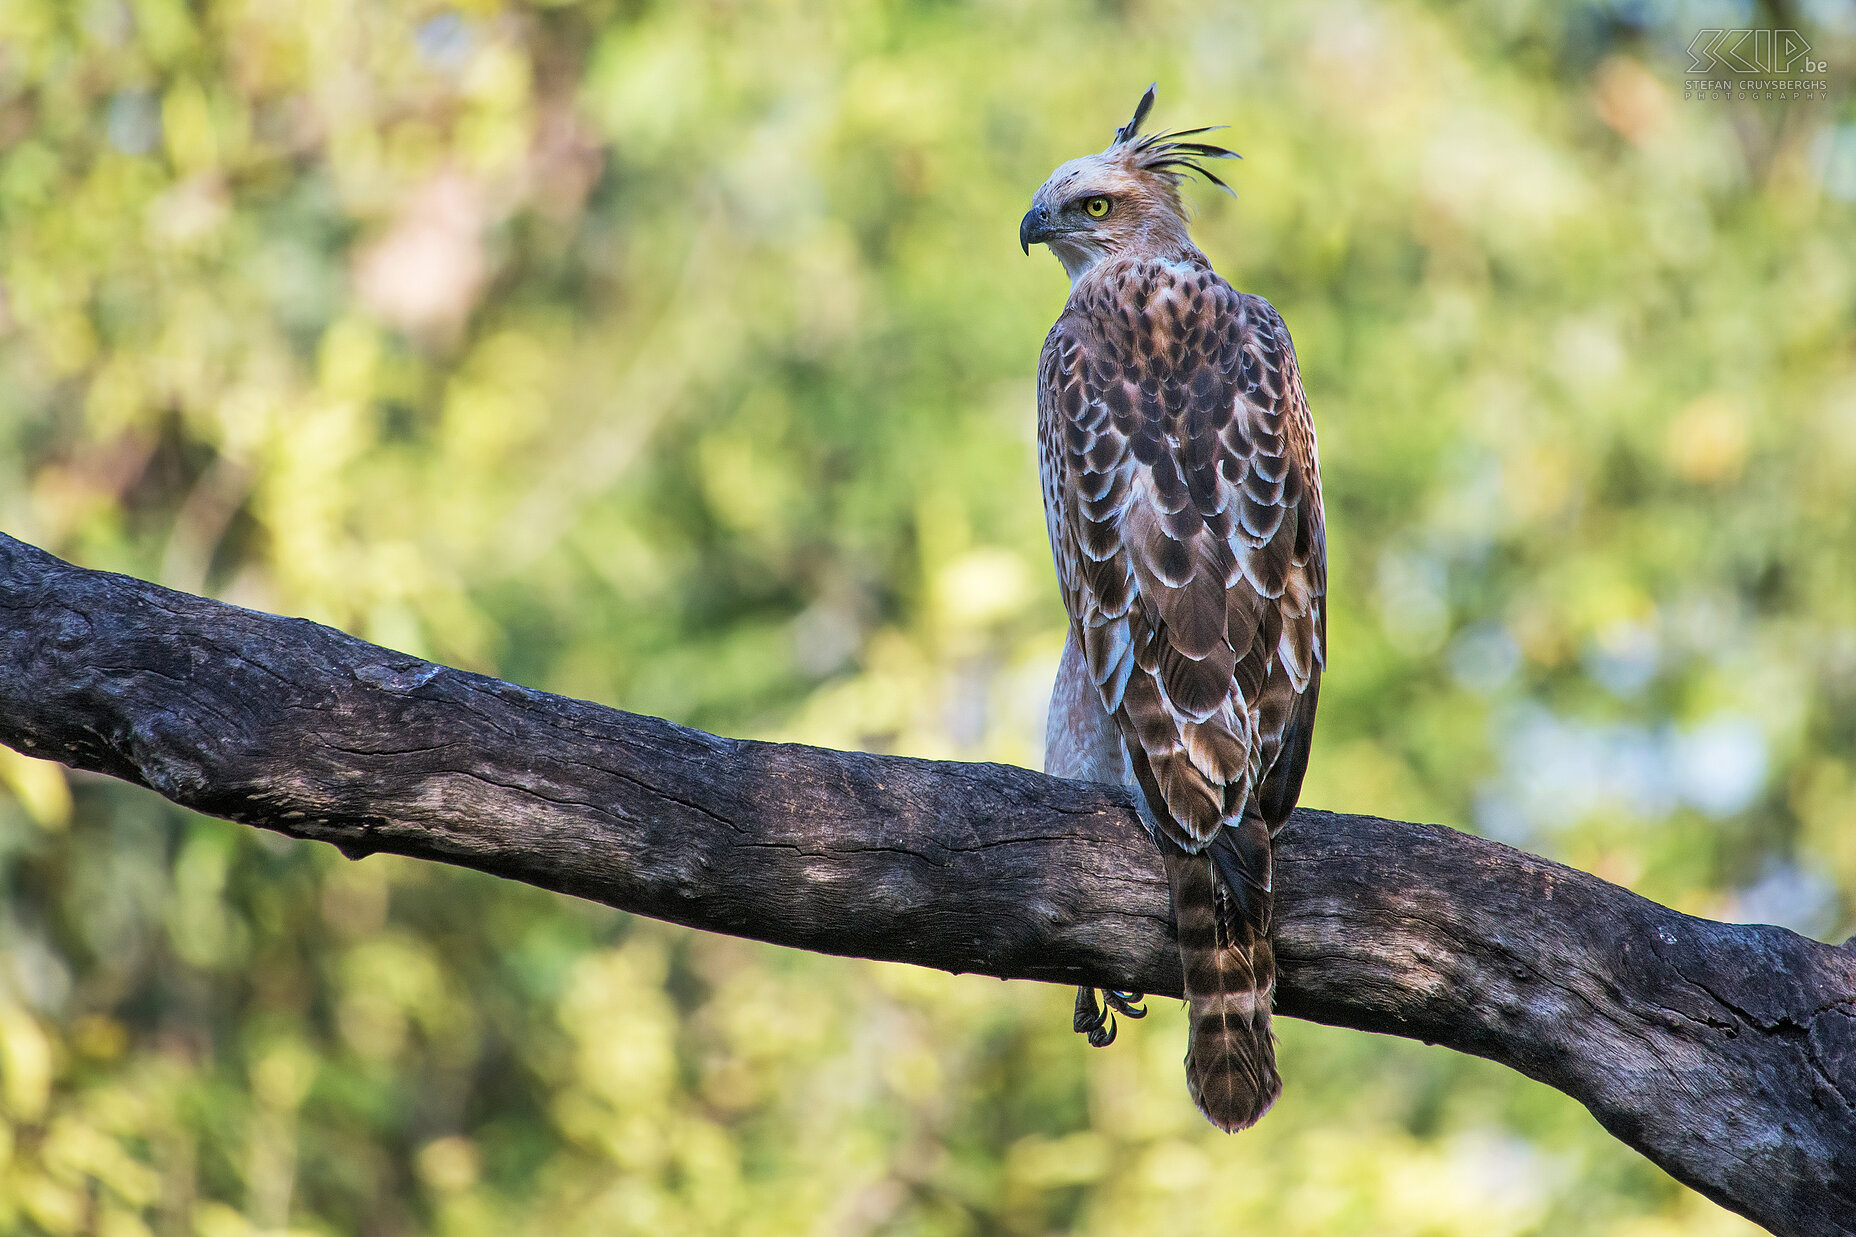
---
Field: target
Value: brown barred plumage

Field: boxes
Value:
[1027,88,1324,1132]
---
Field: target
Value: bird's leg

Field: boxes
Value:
[1073,986,1147,1048]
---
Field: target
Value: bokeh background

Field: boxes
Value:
[1,0,1854,1233]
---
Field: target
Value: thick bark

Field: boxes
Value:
[0,531,1851,1235]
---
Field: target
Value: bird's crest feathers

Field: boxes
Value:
[1109,83,1240,195]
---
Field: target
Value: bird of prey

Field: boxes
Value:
[1022,86,1325,1132]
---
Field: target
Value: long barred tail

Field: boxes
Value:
[1162,828,1280,1132]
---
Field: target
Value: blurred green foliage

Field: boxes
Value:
[0,0,1852,1232]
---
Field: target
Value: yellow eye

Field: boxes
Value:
[1085,196,1111,219]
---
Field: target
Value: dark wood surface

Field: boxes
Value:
[1,531,1850,1235]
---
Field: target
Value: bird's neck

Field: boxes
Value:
[1064,237,1210,289]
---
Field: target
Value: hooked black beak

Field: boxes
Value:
[1020,203,1053,254]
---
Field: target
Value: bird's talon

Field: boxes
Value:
[1075,987,1129,1046]
[1105,990,1147,1019]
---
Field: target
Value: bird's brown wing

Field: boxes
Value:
[1038,259,1324,1131]
[1038,263,1324,851]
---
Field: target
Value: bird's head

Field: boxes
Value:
[1020,84,1238,283]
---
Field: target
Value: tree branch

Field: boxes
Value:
[0,532,1850,1235]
